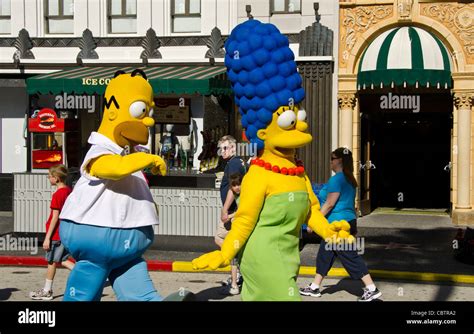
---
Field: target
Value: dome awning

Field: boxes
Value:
[357,26,452,90]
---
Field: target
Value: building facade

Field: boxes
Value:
[0,0,339,172]
[0,0,342,235]
[338,0,474,225]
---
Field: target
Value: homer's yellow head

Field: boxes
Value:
[98,69,155,148]
[257,105,312,158]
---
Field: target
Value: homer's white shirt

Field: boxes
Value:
[60,132,159,228]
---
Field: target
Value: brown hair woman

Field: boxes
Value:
[299,148,382,301]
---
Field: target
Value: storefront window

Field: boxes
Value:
[32,133,63,152]
[45,0,74,34]
[28,94,98,171]
[0,0,11,35]
[108,0,137,34]
[271,0,301,14]
[172,0,201,33]
[152,97,196,173]
[30,130,65,170]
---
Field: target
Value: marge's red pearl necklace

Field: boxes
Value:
[250,158,305,176]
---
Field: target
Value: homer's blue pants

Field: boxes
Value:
[59,220,162,301]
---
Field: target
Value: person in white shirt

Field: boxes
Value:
[59,70,167,301]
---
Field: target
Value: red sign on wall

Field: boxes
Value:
[28,108,65,132]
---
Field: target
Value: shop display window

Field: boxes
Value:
[31,133,64,169]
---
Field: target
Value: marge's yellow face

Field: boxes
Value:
[99,73,155,148]
[257,106,312,158]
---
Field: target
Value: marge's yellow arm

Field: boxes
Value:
[220,167,267,261]
[304,175,332,240]
[88,152,166,180]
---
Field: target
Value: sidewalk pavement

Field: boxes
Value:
[1,211,472,286]
[2,266,474,301]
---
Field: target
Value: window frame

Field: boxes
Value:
[44,0,75,35]
[171,0,201,33]
[107,0,137,34]
[0,0,12,35]
[270,0,302,15]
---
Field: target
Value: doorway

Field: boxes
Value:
[359,92,453,212]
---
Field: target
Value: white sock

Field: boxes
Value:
[366,284,376,292]
[310,283,319,290]
[44,279,53,292]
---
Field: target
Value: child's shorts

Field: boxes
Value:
[45,241,70,264]
[215,220,232,244]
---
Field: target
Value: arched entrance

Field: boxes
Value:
[338,0,474,224]
[357,26,453,212]
[359,92,453,211]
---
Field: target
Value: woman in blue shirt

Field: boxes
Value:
[299,148,382,302]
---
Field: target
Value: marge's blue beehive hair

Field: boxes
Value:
[224,19,305,150]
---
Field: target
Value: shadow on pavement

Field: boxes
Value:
[433,283,458,302]
[0,288,19,300]
[320,277,366,299]
[193,286,236,301]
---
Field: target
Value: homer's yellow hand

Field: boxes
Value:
[150,155,167,176]
[192,250,230,270]
[89,152,167,180]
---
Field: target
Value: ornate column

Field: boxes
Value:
[454,92,473,210]
[338,93,356,151]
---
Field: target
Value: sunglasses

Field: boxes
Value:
[221,146,229,151]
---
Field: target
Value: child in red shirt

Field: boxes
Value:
[30,164,75,300]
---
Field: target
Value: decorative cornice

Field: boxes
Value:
[298,62,333,81]
[454,93,474,110]
[76,29,98,64]
[340,5,393,67]
[141,28,162,64]
[298,21,333,57]
[0,33,300,48]
[421,3,474,64]
[298,2,333,57]
[397,0,413,21]
[205,27,225,60]
[13,29,34,62]
[33,39,78,47]
[338,93,357,110]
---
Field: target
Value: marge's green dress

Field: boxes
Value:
[239,191,310,301]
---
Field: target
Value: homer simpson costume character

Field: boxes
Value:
[192,20,354,301]
[59,69,166,301]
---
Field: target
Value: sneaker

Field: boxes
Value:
[29,289,53,301]
[358,287,382,302]
[299,284,321,297]
[221,275,232,286]
[220,284,240,296]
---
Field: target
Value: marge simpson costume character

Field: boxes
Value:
[59,69,166,301]
[192,20,354,301]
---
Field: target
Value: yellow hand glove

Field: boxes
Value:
[150,155,167,176]
[192,250,230,270]
[325,220,355,244]
[89,152,167,180]
[304,177,355,243]
[192,168,266,269]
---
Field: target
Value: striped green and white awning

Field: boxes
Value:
[26,65,231,95]
[358,26,452,90]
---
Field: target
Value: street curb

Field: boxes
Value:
[1,256,473,285]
